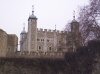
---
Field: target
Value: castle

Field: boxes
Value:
[0,6,82,58]
[19,7,82,58]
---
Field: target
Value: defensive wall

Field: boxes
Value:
[7,51,66,59]
[37,28,65,33]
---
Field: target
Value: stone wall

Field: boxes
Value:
[0,58,67,74]
[0,39,100,74]
[0,29,18,57]
[15,51,65,59]
[7,34,18,53]
[37,29,66,52]
[0,29,8,57]
[0,52,99,74]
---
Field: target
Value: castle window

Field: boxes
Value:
[59,41,61,43]
[41,39,42,41]
[47,39,49,42]
[58,47,62,51]
[37,39,40,41]
[41,39,44,42]
[49,47,52,51]
[39,46,41,50]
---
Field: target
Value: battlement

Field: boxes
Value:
[13,51,65,59]
[37,28,65,33]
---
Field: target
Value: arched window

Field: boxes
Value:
[47,39,49,42]
[37,39,40,41]
[39,46,41,50]
[49,47,52,51]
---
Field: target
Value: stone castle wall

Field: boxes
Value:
[8,51,65,59]
[7,34,18,54]
[0,29,18,57]
[37,28,66,52]
[0,29,8,57]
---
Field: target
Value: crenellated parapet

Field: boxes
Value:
[14,51,65,59]
[37,28,65,34]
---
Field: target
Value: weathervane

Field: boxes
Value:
[73,10,75,20]
[23,23,25,31]
[32,5,34,15]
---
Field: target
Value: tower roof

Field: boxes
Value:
[71,10,78,23]
[28,5,37,20]
[72,19,78,23]
[21,24,26,34]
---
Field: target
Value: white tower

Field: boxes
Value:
[27,6,37,52]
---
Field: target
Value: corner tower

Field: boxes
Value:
[27,6,37,52]
[71,11,79,33]
[71,19,79,34]
[20,25,27,51]
[70,14,82,51]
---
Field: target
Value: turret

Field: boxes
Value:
[27,5,38,52]
[28,5,37,20]
[20,26,27,41]
[70,12,81,51]
[20,25,27,51]
[71,11,79,34]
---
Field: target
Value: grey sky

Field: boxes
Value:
[0,0,88,40]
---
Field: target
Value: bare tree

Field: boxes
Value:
[64,0,100,49]
[78,0,100,45]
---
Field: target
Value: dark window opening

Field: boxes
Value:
[47,39,49,42]
[37,39,40,41]
[39,46,41,49]
[41,39,44,41]
[49,47,52,51]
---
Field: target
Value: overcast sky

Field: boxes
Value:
[0,0,89,39]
